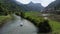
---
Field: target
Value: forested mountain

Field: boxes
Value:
[43,0,60,14]
[0,0,44,13]
[16,1,44,11]
[0,0,23,12]
[45,0,60,10]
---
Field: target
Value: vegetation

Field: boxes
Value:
[49,20,60,34]
[0,0,60,34]
[20,12,43,26]
[19,12,52,33]
[0,15,12,27]
[43,0,60,15]
[0,0,22,27]
[38,20,60,34]
[19,12,60,34]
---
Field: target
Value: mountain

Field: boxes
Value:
[45,0,60,9]
[16,1,44,11]
[0,0,44,13]
[43,0,60,14]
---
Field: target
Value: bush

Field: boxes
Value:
[38,20,52,33]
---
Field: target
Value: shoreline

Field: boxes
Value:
[0,15,12,27]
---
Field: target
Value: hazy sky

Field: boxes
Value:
[16,0,55,7]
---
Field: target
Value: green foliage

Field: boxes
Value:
[20,12,52,33]
[0,15,12,27]
[21,12,60,34]
[0,0,23,15]
[49,20,60,34]
[22,12,45,26]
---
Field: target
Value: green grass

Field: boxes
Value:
[22,12,60,34]
[49,20,60,34]
[24,12,44,26]
[0,15,12,27]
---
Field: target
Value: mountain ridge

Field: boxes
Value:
[43,0,60,14]
[16,1,44,11]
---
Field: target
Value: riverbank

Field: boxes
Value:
[20,12,45,26]
[49,20,60,34]
[0,15,12,27]
[15,12,60,34]
[19,12,52,33]
[0,15,37,34]
[19,12,60,34]
[47,14,60,34]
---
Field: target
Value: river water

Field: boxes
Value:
[0,15,37,34]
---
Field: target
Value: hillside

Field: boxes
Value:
[0,0,44,13]
[43,0,60,14]
[0,0,24,13]
[16,1,44,11]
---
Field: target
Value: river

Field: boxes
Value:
[0,15,37,34]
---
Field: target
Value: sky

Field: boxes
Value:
[16,0,55,7]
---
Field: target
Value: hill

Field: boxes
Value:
[43,0,60,14]
[16,1,44,11]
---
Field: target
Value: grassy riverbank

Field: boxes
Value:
[22,12,45,26]
[20,12,60,34]
[49,20,60,34]
[20,12,52,33]
[0,15,12,27]
[38,20,60,34]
